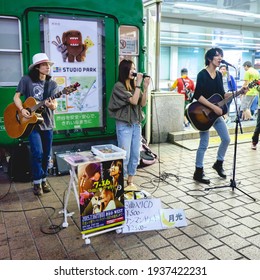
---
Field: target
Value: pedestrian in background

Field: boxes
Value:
[240,61,260,120]
[219,64,237,123]
[169,68,195,127]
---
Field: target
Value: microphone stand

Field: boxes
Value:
[204,65,256,201]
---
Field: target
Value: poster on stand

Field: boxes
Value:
[78,158,125,234]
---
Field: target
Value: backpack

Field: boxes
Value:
[138,137,157,168]
[8,143,32,182]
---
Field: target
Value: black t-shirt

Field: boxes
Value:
[193,69,225,100]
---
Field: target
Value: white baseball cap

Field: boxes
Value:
[29,53,54,70]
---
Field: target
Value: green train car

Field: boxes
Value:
[0,0,146,147]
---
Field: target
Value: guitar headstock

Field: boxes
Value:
[62,82,81,95]
[248,79,260,89]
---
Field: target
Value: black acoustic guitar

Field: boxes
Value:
[185,80,258,131]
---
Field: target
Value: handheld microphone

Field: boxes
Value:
[221,60,236,68]
[132,72,150,78]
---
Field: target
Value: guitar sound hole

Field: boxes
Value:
[202,109,209,118]
[202,109,215,121]
[15,111,21,124]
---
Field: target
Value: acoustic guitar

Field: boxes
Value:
[185,80,259,131]
[4,82,80,139]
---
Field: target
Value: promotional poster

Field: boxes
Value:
[78,159,125,233]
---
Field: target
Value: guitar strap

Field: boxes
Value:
[181,78,186,88]
[43,80,50,100]
[181,78,193,101]
[40,80,50,115]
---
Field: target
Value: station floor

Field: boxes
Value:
[0,121,260,260]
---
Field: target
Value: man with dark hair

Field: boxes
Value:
[13,53,58,195]
[192,48,247,184]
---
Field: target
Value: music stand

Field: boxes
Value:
[204,65,256,201]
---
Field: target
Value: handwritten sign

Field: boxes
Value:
[122,198,188,233]
[122,198,162,233]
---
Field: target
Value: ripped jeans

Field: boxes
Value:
[116,121,141,178]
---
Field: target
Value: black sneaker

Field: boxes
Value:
[251,142,257,150]
[33,184,42,196]
[42,181,51,193]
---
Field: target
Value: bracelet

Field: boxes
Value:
[136,85,141,89]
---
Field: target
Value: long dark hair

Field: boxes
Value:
[28,65,51,82]
[111,160,122,173]
[118,59,135,90]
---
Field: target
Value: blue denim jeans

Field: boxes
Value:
[195,116,230,168]
[28,129,53,184]
[116,121,141,177]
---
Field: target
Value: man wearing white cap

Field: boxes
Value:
[13,53,58,195]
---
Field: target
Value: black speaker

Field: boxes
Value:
[8,143,32,182]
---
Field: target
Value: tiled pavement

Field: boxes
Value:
[1,133,260,260]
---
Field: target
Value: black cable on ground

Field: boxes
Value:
[0,205,64,234]
[0,177,68,235]
[0,182,12,200]
[137,167,181,195]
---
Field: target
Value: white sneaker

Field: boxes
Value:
[251,143,257,150]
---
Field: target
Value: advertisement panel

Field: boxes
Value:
[43,17,104,131]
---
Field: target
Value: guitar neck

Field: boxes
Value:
[218,80,258,107]
[31,91,63,112]
[28,82,80,113]
[218,89,242,107]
